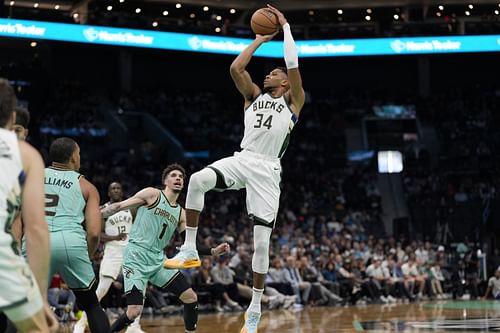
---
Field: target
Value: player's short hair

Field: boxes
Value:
[15,106,30,128]
[276,67,288,76]
[0,78,17,128]
[49,137,78,164]
[161,163,186,184]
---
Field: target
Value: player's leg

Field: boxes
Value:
[155,270,198,333]
[165,155,246,269]
[52,232,110,333]
[73,273,115,333]
[241,158,281,333]
[111,257,148,333]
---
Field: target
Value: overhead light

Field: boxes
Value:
[190,13,196,18]
[365,15,371,21]
[215,27,221,33]
[216,15,222,21]
[119,0,125,2]
[152,21,158,27]
[465,10,470,15]
[9,1,14,5]
[468,4,473,9]
[366,8,372,14]
[308,10,314,16]
[73,12,79,19]
[135,8,141,13]
[495,10,499,14]
[203,6,209,12]
[54,4,60,10]
[436,12,442,17]
[438,5,444,11]
[176,3,182,9]
[337,9,343,15]
[30,41,37,47]
[393,14,399,20]
[107,5,112,11]
[33,3,39,8]
[163,10,169,16]
[229,8,236,14]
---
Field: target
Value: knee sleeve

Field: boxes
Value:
[252,225,272,274]
[73,285,100,311]
[185,168,217,211]
[183,302,198,332]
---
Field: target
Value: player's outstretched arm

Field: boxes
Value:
[101,187,157,218]
[267,4,305,115]
[230,32,276,108]
[81,178,101,256]
[20,141,50,298]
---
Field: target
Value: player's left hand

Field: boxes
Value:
[212,242,230,256]
[267,4,288,26]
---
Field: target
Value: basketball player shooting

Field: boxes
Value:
[164,4,305,333]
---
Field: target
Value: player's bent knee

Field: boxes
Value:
[179,288,197,304]
[126,305,143,321]
[190,168,217,193]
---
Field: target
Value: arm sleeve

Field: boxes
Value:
[283,23,298,69]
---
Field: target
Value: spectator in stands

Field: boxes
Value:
[483,266,500,300]
[210,256,241,311]
[283,256,311,308]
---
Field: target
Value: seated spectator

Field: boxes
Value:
[48,275,77,321]
[299,256,342,305]
[210,256,242,311]
[452,260,479,300]
[283,256,312,308]
[430,262,446,299]
[483,266,500,300]
[192,257,236,312]
[146,284,169,315]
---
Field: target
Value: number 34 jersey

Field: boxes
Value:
[103,203,133,247]
[240,93,298,159]
[44,167,86,234]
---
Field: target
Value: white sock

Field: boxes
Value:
[248,288,264,313]
[184,226,198,249]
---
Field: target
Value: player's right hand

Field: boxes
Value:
[256,31,278,43]
[116,232,128,241]
[44,302,59,333]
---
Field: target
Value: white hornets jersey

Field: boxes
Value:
[103,203,133,247]
[0,129,23,253]
[241,93,298,158]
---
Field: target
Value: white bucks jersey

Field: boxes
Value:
[0,129,23,254]
[103,203,133,247]
[241,93,298,158]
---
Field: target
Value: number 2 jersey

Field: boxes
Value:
[128,190,181,261]
[44,167,86,235]
[240,93,298,159]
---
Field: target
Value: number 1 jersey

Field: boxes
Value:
[129,190,181,258]
[240,93,298,159]
[44,167,86,233]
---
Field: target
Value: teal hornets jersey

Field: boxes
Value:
[44,167,86,233]
[129,190,181,256]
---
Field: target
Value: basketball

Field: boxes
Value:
[250,8,279,36]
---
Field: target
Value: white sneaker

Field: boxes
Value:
[73,317,87,333]
[163,245,200,269]
[125,324,147,333]
[380,296,389,303]
[387,295,397,303]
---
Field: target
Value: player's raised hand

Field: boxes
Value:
[255,31,278,43]
[212,242,231,256]
[266,4,287,26]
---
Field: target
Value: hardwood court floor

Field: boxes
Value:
[59,301,500,333]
